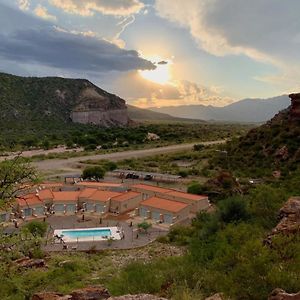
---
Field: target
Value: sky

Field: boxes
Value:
[0,0,300,108]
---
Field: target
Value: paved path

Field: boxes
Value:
[33,140,225,173]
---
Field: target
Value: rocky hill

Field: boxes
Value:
[221,93,300,176]
[0,72,129,127]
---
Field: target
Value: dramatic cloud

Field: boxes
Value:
[34,4,57,21]
[111,71,231,108]
[0,26,155,73]
[155,0,300,65]
[18,0,30,10]
[49,0,144,16]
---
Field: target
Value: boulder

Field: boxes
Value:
[269,288,300,299]
[108,295,168,300]
[70,287,110,300]
[16,257,46,268]
[32,292,71,300]
[205,294,224,300]
[273,197,300,236]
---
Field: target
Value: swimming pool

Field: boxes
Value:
[53,227,122,242]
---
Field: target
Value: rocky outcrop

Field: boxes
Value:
[31,288,166,300]
[70,287,110,299]
[269,288,300,299]
[265,197,300,244]
[71,87,129,126]
[15,257,46,269]
[108,295,168,300]
[205,293,224,300]
[289,93,300,120]
[32,293,70,300]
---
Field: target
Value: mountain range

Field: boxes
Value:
[149,95,290,123]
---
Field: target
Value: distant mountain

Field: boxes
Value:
[127,105,202,122]
[149,95,290,123]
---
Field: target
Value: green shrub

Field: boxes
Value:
[82,166,105,181]
[22,221,48,237]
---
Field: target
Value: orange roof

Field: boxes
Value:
[17,194,43,207]
[52,191,80,202]
[79,188,97,198]
[140,197,189,213]
[77,182,122,188]
[40,182,64,188]
[88,190,121,202]
[37,189,53,200]
[112,191,141,202]
[131,184,172,194]
[165,190,207,201]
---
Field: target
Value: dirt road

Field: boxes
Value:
[33,140,225,175]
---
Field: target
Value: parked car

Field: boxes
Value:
[144,174,153,181]
[126,173,139,179]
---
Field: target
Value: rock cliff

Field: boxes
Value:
[0,72,129,128]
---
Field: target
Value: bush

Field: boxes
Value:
[218,197,249,224]
[82,166,105,181]
[187,182,204,195]
[137,221,152,233]
[22,221,48,237]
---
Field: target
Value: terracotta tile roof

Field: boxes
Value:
[165,190,208,201]
[77,182,122,188]
[88,190,121,202]
[17,194,43,207]
[37,189,53,200]
[40,182,64,188]
[112,191,141,202]
[52,191,81,202]
[131,184,173,194]
[79,188,97,198]
[140,197,189,213]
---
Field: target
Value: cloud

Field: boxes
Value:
[0,26,155,73]
[34,5,57,21]
[155,0,300,66]
[111,71,232,108]
[49,0,144,16]
[18,0,30,11]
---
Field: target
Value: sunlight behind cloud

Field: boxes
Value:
[139,56,172,85]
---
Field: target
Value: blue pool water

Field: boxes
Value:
[61,228,111,239]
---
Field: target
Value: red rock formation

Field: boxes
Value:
[289,93,300,119]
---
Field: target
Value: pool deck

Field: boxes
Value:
[43,215,168,252]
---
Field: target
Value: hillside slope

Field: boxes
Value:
[0,72,129,128]
[150,95,290,123]
[220,94,300,176]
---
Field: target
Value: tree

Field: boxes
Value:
[82,166,105,181]
[22,221,48,237]
[0,156,38,203]
[137,221,152,233]
[219,197,249,224]
[187,182,205,195]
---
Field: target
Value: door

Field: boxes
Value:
[24,208,32,217]
[95,204,104,213]
[152,211,160,221]
[66,204,75,213]
[139,207,148,218]
[86,203,94,212]
[164,213,173,224]
[35,206,44,215]
[54,204,64,213]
